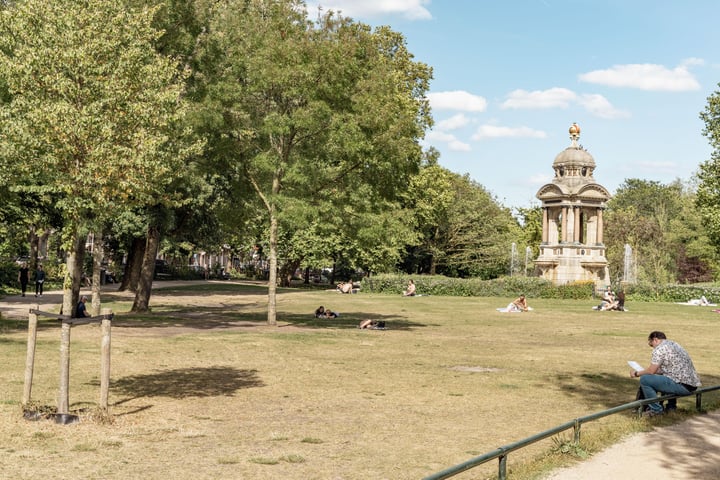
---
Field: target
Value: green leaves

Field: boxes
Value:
[0,0,197,228]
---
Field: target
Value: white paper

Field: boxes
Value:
[627,360,643,372]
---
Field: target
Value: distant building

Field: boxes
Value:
[535,123,611,286]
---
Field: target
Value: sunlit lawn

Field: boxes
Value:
[1,282,719,479]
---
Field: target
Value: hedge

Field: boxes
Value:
[361,274,720,303]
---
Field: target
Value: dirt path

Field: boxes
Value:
[543,410,720,479]
[0,280,259,322]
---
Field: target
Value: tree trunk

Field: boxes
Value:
[39,229,51,263]
[91,231,104,316]
[62,232,85,319]
[330,260,336,285]
[267,213,278,325]
[119,236,145,292]
[28,226,39,270]
[279,258,300,287]
[429,227,440,275]
[429,253,437,275]
[131,225,159,312]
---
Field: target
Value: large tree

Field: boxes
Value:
[0,0,196,315]
[404,151,454,274]
[402,164,521,279]
[699,84,720,256]
[196,0,432,324]
[605,178,716,284]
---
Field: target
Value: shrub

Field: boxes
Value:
[360,275,720,302]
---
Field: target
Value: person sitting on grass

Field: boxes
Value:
[337,281,354,294]
[403,279,416,297]
[593,289,616,311]
[506,294,529,312]
[315,306,339,318]
[75,296,91,318]
[614,290,626,311]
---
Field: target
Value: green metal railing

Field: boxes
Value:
[423,385,720,480]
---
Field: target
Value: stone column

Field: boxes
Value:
[542,207,548,243]
[574,206,581,243]
[561,206,568,243]
[597,208,604,244]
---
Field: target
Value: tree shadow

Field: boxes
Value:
[655,411,720,478]
[108,306,429,331]
[110,304,267,330]
[147,282,309,298]
[276,312,429,330]
[552,371,720,411]
[111,366,264,400]
[0,330,28,345]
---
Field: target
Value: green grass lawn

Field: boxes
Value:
[1,283,719,479]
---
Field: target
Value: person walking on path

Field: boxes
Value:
[630,330,701,416]
[18,262,29,297]
[34,264,45,297]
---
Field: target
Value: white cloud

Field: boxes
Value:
[308,0,432,20]
[427,91,488,112]
[681,57,705,68]
[447,140,472,151]
[501,87,628,119]
[578,61,702,91]
[577,94,631,119]
[435,113,470,131]
[471,125,547,140]
[426,130,471,151]
[501,88,577,109]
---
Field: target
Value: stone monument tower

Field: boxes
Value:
[534,123,611,286]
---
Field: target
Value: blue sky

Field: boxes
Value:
[306,0,720,209]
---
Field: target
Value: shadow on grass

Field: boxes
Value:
[149,281,310,297]
[275,312,428,330]
[107,307,429,331]
[111,366,264,401]
[552,371,720,411]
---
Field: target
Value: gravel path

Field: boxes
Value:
[543,410,720,479]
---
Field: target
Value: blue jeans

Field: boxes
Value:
[639,374,690,413]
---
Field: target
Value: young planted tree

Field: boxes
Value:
[197,0,432,324]
[0,0,195,316]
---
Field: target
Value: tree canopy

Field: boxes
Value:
[194,0,433,323]
[0,0,198,314]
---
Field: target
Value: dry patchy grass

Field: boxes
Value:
[1,281,719,480]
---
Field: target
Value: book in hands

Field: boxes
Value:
[627,360,643,372]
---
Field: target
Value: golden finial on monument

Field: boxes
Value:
[569,122,580,146]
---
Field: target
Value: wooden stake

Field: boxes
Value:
[99,308,112,411]
[22,306,39,407]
